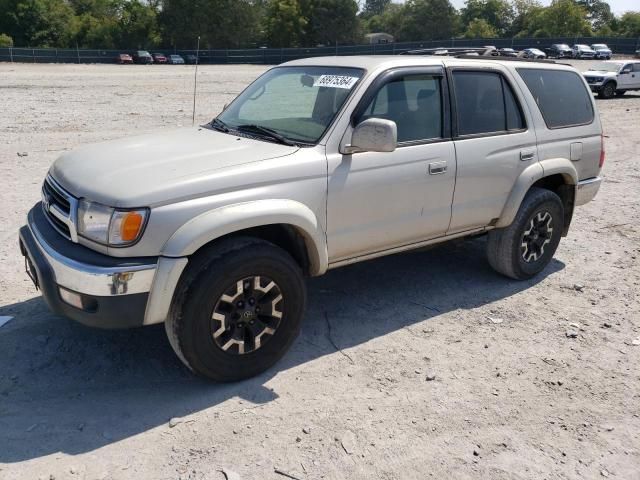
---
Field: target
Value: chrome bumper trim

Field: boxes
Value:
[28,216,157,297]
[575,176,602,206]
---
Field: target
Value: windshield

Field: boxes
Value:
[592,45,607,50]
[556,44,570,49]
[589,62,620,72]
[216,66,364,144]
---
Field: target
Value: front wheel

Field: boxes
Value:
[166,237,307,381]
[615,90,626,96]
[487,187,564,280]
[599,82,616,99]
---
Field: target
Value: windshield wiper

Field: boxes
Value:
[210,118,230,133]
[236,124,297,146]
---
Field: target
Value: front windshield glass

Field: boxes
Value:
[216,66,364,144]
[589,62,620,72]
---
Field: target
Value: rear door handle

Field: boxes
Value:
[520,151,535,161]
[428,161,447,175]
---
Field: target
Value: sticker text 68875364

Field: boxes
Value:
[313,75,359,90]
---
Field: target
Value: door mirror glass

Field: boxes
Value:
[343,118,397,154]
[621,67,632,74]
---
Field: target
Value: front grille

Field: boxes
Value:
[43,178,70,214]
[41,176,77,240]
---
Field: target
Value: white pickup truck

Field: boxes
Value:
[20,56,603,381]
[583,60,640,98]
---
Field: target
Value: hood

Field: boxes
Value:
[584,70,616,76]
[50,128,298,207]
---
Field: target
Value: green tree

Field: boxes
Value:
[524,0,592,37]
[617,11,640,37]
[160,0,260,48]
[304,0,360,46]
[508,0,542,37]
[2,0,75,47]
[464,18,497,38]
[0,33,13,47]
[577,0,614,31]
[264,0,307,47]
[461,0,513,36]
[361,0,391,18]
[399,0,459,41]
[363,2,406,37]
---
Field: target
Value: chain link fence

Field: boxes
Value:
[1,37,638,65]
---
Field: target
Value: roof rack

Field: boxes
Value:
[456,55,558,64]
[400,47,491,56]
[400,46,559,63]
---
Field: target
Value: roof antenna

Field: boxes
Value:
[192,36,201,126]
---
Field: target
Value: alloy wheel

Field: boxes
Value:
[520,211,553,263]
[211,275,284,354]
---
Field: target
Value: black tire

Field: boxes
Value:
[599,82,616,99]
[487,187,564,280]
[615,90,626,96]
[166,237,307,382]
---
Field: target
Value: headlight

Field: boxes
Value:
[78,200,148,246]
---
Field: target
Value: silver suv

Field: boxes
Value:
[19,56,604,381]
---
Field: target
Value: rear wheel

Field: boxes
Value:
[599,82,616,99]
[166,237,307,382]
[487,187,564,280]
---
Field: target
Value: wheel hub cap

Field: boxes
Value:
[521,211,553,263]
[211,276,284,355]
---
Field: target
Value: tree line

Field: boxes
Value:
[0,0,638,50]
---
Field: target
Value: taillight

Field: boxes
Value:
[599,134,605,169]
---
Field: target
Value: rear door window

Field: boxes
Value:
[517,68,594,129]
[452,71,525,136]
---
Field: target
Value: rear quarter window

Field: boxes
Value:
[517,68,594,129]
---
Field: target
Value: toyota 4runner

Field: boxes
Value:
[20,56,604,381]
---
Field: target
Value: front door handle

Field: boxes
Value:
[428,161,447,175]
[520,150,535,161]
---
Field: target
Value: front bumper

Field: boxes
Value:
[19,204,158,328]
[575,177,602,206]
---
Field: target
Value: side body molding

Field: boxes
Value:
[162,199,329,276]
[495,158,578,229]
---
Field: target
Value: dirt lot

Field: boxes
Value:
[0,61,639,480]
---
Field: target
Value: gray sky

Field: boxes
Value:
[393,0,637,15]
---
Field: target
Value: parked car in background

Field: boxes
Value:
[497,48,518,57]
[572,44,596,59]
[636,49,640,58]
[520,48,547,59]
[582,60,640,98]
[133,51,153,64]
[547,43,572,58]
[591,44,612,59]
[168,54,185,65]
[184,54,199,64]
[152,53,168,64]
[116,53,133,64]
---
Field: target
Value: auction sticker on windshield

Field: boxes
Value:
[313,75,359,89]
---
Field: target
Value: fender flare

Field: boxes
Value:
[162,199,328,276]
[495,158,578,229]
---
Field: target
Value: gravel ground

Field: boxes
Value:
[0,61,639,480]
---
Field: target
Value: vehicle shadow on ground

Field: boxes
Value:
[0,237,564,463]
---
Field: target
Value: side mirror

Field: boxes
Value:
[621,68,632,74]
[342,118,397,154]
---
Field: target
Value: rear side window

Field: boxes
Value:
[517,68,594,129]
[452,71,525,136]
[633,63,640,72]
